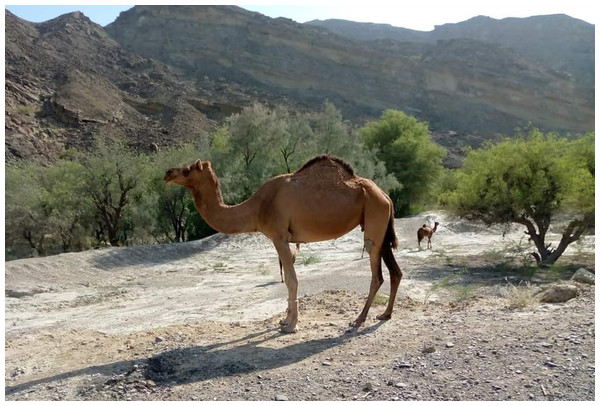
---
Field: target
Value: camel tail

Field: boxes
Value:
[385,215,399,250]
[382,215,402,283]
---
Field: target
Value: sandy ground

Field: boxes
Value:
[4,211,595,401]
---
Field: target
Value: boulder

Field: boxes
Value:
[571,268,595,285]
[539,284,579,303]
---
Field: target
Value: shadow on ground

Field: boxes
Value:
[5,322,385,396]
[405,260,587,287]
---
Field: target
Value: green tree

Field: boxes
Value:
[224,103,282,199]
[311,102,355,158]
[5,158,94,257]
[442,130,594,265]
[5,161,52,256]
[276,108,316,173]
[80,138,156,246]
[361,109,446,216]
[43,158,95,251]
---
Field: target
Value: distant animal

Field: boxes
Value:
[417,222,439,249]
[164,154,402,333]
[280,243,300,282]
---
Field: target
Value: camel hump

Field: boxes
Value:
[295,154,355,176]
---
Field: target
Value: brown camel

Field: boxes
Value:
[164,154,402,333]
[417,221,439,249]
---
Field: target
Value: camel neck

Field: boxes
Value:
[190,184,259,234]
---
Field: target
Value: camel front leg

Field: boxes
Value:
[351,243,384,328]
[274,240,299,333]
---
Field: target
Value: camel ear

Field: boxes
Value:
[194,159,202,170]
[205,161,212,168]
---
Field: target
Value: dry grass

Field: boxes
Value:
[497,279,538,308]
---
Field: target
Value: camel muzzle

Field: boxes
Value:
[163,172,175,183]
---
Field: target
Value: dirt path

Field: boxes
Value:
[4,212,595,400]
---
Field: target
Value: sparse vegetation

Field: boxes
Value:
[15,104,36,116]
[455,283,479,302]
[497,279,538,309]
[299,254,321,266]
[372,292,389,306]
[424,268,476,303]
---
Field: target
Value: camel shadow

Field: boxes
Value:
[5,321,386,397]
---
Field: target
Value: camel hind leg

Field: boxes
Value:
[377,244,402,320]
[351,243,384,328]
[351,198,389,328]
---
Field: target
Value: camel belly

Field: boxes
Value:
[289,215,361,243]
[286,200,363,243]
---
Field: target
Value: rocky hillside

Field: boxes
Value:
[307,15,594,86]
[5,9,272,163]
[308,14,595,87]
[5,6,595,164]
[106,6,593,135]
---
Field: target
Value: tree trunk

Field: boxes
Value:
[520,213,593,266]
[107,227,120,247]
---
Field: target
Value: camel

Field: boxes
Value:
[417,221,439,249]
[279,243,300,283]
[164,154,402,333]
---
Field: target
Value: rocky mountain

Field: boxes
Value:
[5,9,274,163]
[5,6,595,165]
[307,14,595,87]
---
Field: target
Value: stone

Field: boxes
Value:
[275,394,288,401]
[539,284,579,303]
[571,268,595,285]
[422,345,436,354]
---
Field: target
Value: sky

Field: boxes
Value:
[4,1,597,30]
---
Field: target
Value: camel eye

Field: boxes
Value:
[183,168,190,177]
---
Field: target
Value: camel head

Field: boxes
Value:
[164,159,214,188]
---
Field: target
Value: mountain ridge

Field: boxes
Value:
[4,6,595,166]
[306,14,594,86]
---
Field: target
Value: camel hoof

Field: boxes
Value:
[280,324,297,334]
[350,319,364,328]
[376,313,392,321]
